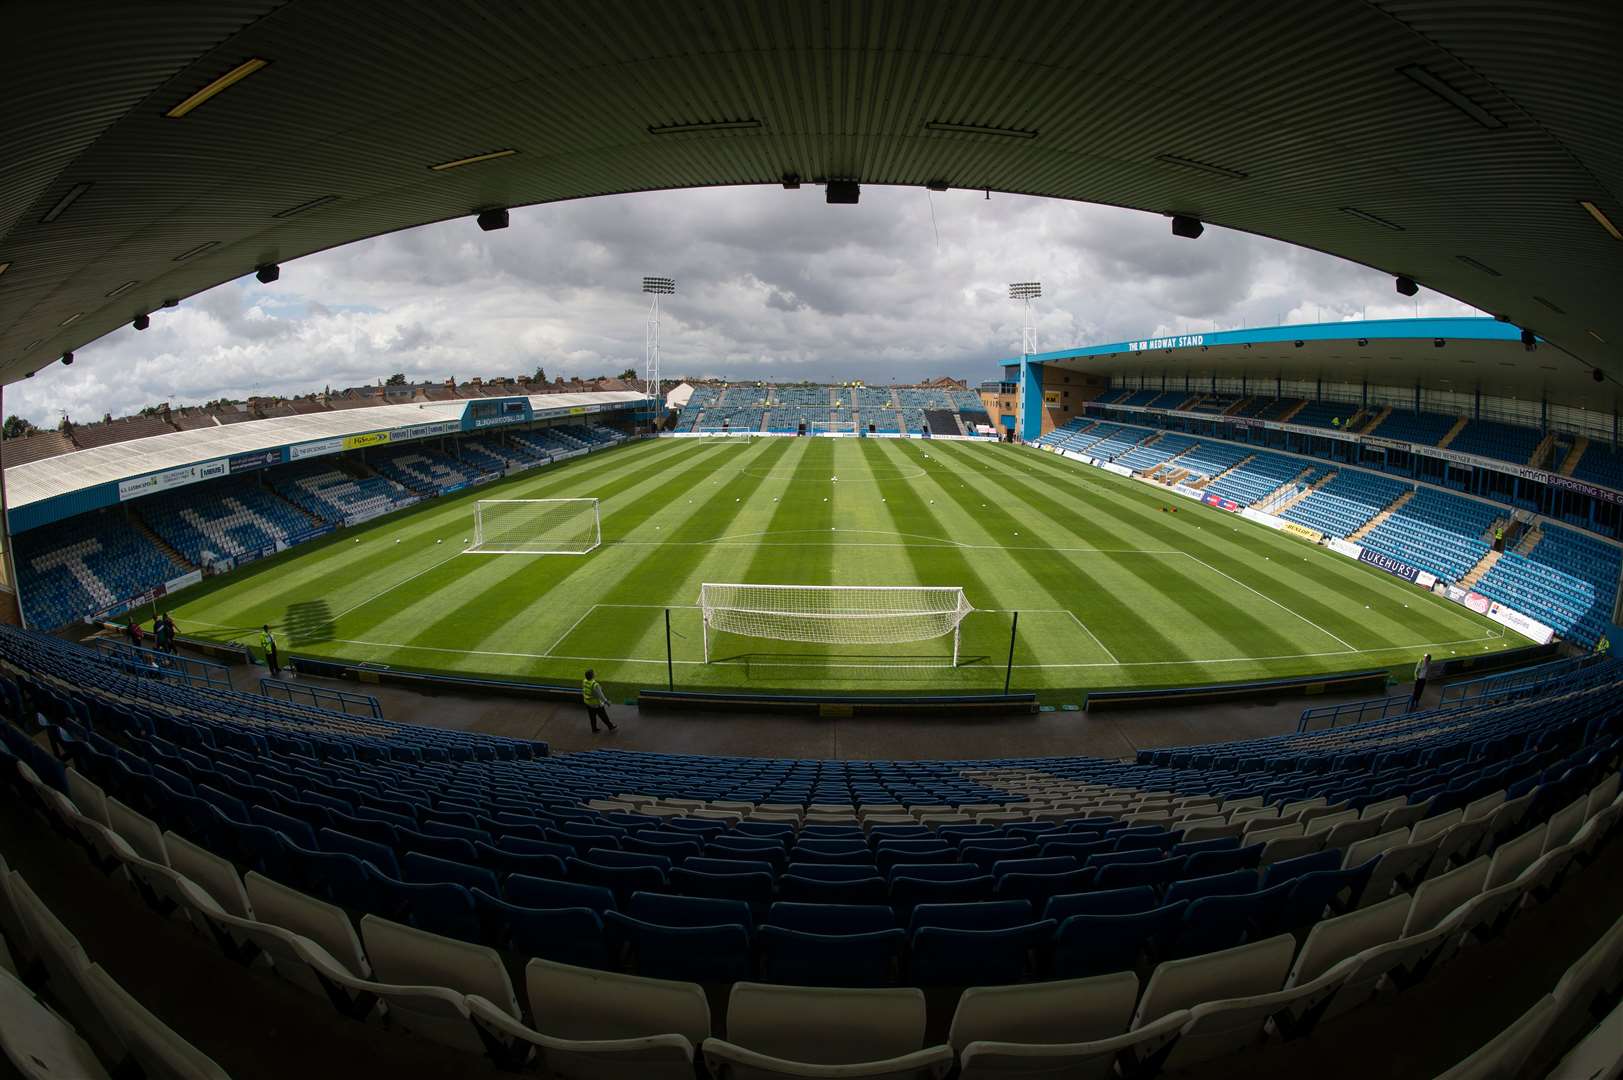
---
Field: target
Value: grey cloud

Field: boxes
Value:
[6,185,1481,426]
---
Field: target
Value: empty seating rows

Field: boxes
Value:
[5,697,1619,1079]
[1476,526,1622,646]
[1357,488,1499,583]
[142,480,311,566]
[1447,419,1543,466]
[272,461,413,524]
[1203,452,1313,505]
[1280,470,1410,537]
[1116,434,1197,472]
[370,446,475,494]
[1369,410,1457,446]
[12,516,182,632]
[1161,441,1250,481]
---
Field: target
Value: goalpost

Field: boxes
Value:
[467,499,601,555]
[698,583,974,664]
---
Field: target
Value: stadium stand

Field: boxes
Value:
[1475,526,1623,646]
[12,516,183,630]
[1368,411,1458,446]
[1,622,1618,1076]
[1288,401,1361,431]
[1357,489,1500,583]
[1446,419,1544,466]
[371,446,476,496]
[141,480,315,568]
[1280,471,1411,538]
[273,462,414,525]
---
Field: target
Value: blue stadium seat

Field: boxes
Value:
[909,900,1033,934]
[759,926,906,987]
[1163,869,1259,906]
[626,892,754,932]
[603,912,752,982]
[505,874,616,915]
[889,875,996,916]
[470,890,612,968]
[1050,902,1189,978]
[400,851,499,895]
[910,921,1056,985]
[1043,886,1160,921]
[778,874,888,905]
[765,902,896,935]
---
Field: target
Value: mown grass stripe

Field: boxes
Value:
[892,440,1202,663]
[349,440,743,651]
[1010,445,1493,647]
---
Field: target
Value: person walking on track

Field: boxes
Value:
[582,668,618,733]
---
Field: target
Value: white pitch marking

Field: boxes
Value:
[1179,552,1357,651]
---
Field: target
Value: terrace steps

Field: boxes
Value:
[1272,469,1337,513]
[1529,432,1557,469]
[1223,397,1252,416]
[128,515,195,573]
[1161,467,1191,486]
[1560,436,1589,476]
[1358,405,1393,435]
[1192,453,1254,490]
[1348,489,1413,541]
[1258,464,1318,508]
[1436,416,1470,449]
[1277,399,1308,423]
[1460,549,1502,588]
[1516,523,1545,556]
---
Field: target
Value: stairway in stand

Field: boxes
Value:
[1257,464,1318,509]
[1516,523,1545,556]
[1460,549,1501,588]
[1437,416,1469,449]
[1278,400,1308,423]
[129,514,195,573]
[1560,436,1589,476]
[1358,405,1393,436]
[1348,489,1413,541]
[1528,432,1557,469]
[1272,470,1337,514]
[1190,453,1254,491]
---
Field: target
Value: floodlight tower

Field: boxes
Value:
[1009,282,1042,442]
[642,276,675,425]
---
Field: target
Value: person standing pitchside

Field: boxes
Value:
[582,669,618,733]
[261,624,281,677]
[1409,653,1432,711]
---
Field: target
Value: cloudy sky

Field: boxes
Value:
[8,185,1482,427]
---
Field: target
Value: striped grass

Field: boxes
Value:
[164,438,1516,701]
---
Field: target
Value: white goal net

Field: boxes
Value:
[698,583,974,664]
[468,499,601,555]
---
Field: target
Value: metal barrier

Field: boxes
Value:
[1439,654,1592,707]
[1297,693,1413,732]
[95,639,234,691]
[259,677,383,719]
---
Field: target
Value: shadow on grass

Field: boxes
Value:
[706,650,994,683]
[281,598,335,646]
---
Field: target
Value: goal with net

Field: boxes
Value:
[467,499,601,555]
[698,583,974,664]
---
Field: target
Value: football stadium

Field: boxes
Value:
[0,5,1620,1080]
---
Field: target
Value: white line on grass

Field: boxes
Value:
[321,631,1505,670]
[1179,551,1358,651]
[328,549,468,623]
[1064,611,1121,664]
[540,608,598,657]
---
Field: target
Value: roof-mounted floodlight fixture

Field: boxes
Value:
[1008,282,1042,300]
[642,277,676,295]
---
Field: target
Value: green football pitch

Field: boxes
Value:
[162,437,1518,700]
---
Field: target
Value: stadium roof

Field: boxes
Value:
[2,2,1620,392]
[4,390,642,520]
[1001,316,1614,410]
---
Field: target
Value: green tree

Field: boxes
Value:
[533,366,547,383]
[2,415,35,440]
[385,372,407,386]
[618,368,637,381]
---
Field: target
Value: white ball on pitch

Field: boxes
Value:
[354,538,360,543]
[394,539,400,544]
[436,539,442,544]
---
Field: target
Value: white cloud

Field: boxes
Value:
[6,186,1481,425]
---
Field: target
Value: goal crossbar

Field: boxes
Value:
[699,582,973,664]
[468,498,601,555]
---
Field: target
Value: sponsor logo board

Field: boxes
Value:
[1281,521,1323,542]
[290,437,345,460]
[342,431,391,450]
[1486,602,1555,644]
[1358,547,1422,583]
